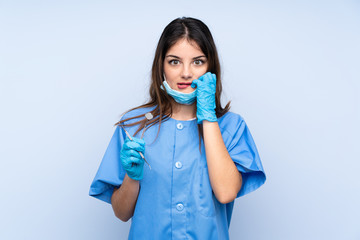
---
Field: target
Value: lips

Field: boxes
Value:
[178,82,192,85]
[177,82,192,89]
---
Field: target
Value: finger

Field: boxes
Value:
[124,137,132,144]
[191,79,199,88]
[211,73,217,86]
[199,72,211,81]
[130,156,144,165]
[124,140,145,152]
[131,137,145,146]
[126,149,142,158]
[211,73,217,80]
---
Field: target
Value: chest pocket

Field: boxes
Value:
[198,165,216,217]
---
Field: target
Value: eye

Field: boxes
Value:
[169,59,180,65]
[194,59,205,65]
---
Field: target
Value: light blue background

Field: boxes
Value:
[1,0,359,239]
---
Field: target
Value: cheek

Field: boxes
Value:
[163,70,177,88]
[204,63,209,72]
[163,63,175,75]
[164,68,180,84]
[195,65,209,77]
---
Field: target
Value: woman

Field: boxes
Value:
[89,17,266,239]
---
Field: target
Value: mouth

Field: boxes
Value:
[177,82,192,89]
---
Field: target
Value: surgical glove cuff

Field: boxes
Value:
[128,171,144,181]
[197,109,217,124]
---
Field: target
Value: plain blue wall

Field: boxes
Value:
[0,0,359,239]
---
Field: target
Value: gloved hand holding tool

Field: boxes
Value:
[120,136,146,181]
[191,72,218,124]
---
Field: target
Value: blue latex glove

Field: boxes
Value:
[120,137,145,181]
[191,72,217,124]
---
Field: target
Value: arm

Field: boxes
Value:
[111,136,145,222]
[202,120,242,204]
[191,72,242,204]
[111,174,140,222]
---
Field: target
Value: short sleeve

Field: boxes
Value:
[89,125,126,204]
[221,113,266,198]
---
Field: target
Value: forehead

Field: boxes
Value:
[166,39,204,57]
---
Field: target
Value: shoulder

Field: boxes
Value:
[218,111,245,137]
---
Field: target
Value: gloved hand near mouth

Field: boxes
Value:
[191,72,217,124]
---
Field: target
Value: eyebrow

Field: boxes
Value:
[165,55,206,59]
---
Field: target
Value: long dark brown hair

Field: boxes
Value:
[114,17,230,146]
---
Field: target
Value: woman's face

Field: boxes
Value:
[163,38,208,93]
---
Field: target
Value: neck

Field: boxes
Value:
[170,100,196,121]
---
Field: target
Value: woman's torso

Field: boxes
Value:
[123,106,233,240]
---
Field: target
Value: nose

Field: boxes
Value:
[181,65,193,80]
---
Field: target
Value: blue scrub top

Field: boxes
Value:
[89,106,266,240]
